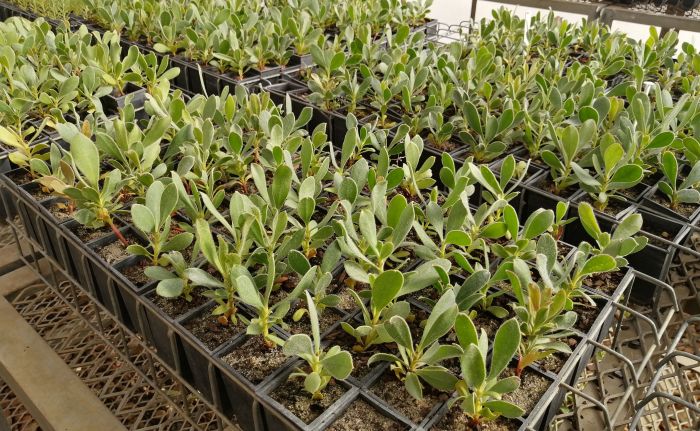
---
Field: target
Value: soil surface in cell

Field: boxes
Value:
[432,406,521,430]
[536,350,572,374]
[95,233,141,264]
[502,367,550,415]
[539,177,577,198]
[222,336,288,384]
[326,399,406,431]
[285,307,343,336]
[583,270,624,296]
[183,308,244,351]
[119,262,150,287]
[70,223,115,243]
[47,201,74,222]
[650,192,698,219]
[578,196,631,217]
[271,378,346,424]
[574,301,601,334]
[148,286,209,318]
[370,371,447,424]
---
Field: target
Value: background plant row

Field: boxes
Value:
[4,0,434,78]
[268,9,700,217]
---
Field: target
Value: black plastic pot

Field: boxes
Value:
[289,53,313,69]
[257,361,357,431]
[625,208,691,304]
[215,329,294,431]
[170,55,193,90]
[315,392,415,431]
[329,109,349,146]
[0,151,10,174]
[175,302,252,404]
[100,83,148,113]
[638,184,700,224]
[563,192,637,248]
[14,182,52,247]
[35,197,74,262]
[60,220,132,322]
[139,284,196,371]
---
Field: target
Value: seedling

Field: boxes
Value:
[368,290,461,399]
[657,151,700,210]
[128,181,193,266]
[284,291,353,400]
[451,314,524,426]
[58,123,128,245]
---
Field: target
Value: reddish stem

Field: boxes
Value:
[111,222,128,247]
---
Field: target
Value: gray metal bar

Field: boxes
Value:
[470,0,604,20]
[604,5,700,33]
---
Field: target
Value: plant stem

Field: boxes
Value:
[110,222,128,246]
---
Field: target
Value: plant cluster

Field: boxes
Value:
[291,9,700,212]
[9,76,648,426]
[0,17,178,167]
[0,10,669,430]
[46,0,435,79]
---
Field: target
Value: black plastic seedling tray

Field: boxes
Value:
[0,137,652,431]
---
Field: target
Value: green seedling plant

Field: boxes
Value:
[0,121,50,177]
[29,142,76,200]
[507,259,577,376]
[290,253,342,322]
[171,172,225,229]
[187,193,257,326]
[491,205,554,261]
[284,291,353,400]
[367,74,401,128]
[368,290,461,399]
[426,111,455,151]
[128,181,193,266]
[572,133,644,211]
[336,188,415,280]
[288,176,338,259]
[400,135,435,203]
[412,198,478,266]
[339,71,371,115]
[577,202,648,267]
[146,251,197,301]
[551,201,576,241]
[657,150,700,210]
[238,250,315,347]
[340,270,411,351]
[90,36,143,95]
[456,99,523,162]
[95,112,170,197]
[543,239,617,309]
[286,11,324,56]
[57,123,128,246]
[469,155,528,210]
[450,313,524,426]
[541,120,597,195]
[307,44,345,111]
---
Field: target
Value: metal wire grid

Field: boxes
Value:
[434,21,475,44]
[547,233,700,431]
[1,220,239,431]
[8,283,229,430]
[0,376,40,431]
[620,1,700,19]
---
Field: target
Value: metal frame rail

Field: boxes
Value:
[469,0,700,33]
